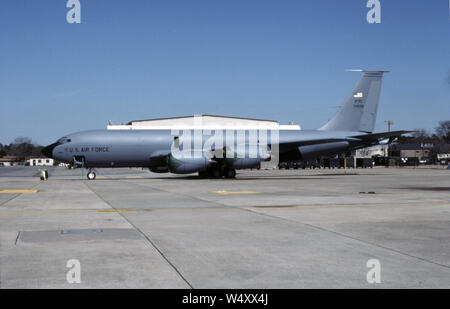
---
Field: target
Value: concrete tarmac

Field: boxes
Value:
[0,166,449,288]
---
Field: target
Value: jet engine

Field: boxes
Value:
[225,157,262,169]
[298,141,349,161]
[223,146,271,169]
[167,153,211,174]
[149,166,169,173]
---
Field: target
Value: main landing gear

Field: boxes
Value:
[199,167,236,179]
[224,168,236,178]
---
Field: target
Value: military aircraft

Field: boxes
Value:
[42,70,409,179]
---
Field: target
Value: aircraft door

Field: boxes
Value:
[72,155,86,168]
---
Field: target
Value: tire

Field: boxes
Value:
[87,171,96,180]
[212,169,222,179]
[225,169,236,179]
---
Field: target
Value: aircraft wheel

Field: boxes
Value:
[211,169,222,179]
[225,169,236,179]
[87,171,96,180]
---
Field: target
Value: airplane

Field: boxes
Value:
[42,70,410,179]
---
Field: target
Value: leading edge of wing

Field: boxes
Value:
[350,130,413,141]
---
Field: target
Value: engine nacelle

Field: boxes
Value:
[225,157,262,169]
[222,145,270,170]
[167,153,209,174]
[298,141,349,161]
[149,166,169,173]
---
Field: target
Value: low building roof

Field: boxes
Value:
[0,156,20,162]
[126,114,278,125]
[390,144,433,151]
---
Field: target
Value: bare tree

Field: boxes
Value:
[13,137,32,145]
[9,137,38,160]
[435,121,450,143]
[411,129,430,142]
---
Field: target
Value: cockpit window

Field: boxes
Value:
[57,137,72,144]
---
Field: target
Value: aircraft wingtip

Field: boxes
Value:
[345,69,390,73]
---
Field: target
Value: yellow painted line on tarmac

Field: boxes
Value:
[0,209,99,216]
[96,176,109,179]
[212,190,261,195]
[0,189,38,194]
[0,209,138,216]
[97,209,137,213]
[125,176,144,179]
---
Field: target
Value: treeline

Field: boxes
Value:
[0,137,43,160]
[397,120,450,154]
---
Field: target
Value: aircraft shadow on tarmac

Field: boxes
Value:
[396,186,450,192]
[85,175,338,181]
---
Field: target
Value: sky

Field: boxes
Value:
[0,0,449,145]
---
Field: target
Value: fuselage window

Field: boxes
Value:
[57,137,72,144]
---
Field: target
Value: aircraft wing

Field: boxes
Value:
[276,130,412,158]
[277,138,357,152]
[350,130,413,141]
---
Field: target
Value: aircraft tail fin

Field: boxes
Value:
[319,70,388,133]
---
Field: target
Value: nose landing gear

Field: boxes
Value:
[87,169,96,180]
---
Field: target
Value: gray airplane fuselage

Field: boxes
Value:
[46,129,362,168]
[42,70,408,176]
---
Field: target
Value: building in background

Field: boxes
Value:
[437,153,450,165]
[0,156,23,167]
[389,143,433,164]
[28,158,54,166]
[107,114,301,131]
[355,144,387,158]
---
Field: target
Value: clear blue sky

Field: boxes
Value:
[1,0,449,145]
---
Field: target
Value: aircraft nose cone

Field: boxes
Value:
[42,142,58,158]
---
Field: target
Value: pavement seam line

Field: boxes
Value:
[14,232,21,245]
[241,207,450,271]
[103,178,450,274]
[0,182,42,207]
[0,176,43,287]
[81,177,450,276]
[120,178,245,210]
[1,200,449,216]
[82,180,194,289]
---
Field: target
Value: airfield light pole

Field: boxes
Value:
[385,120,394,157]
[385,120,394,133]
